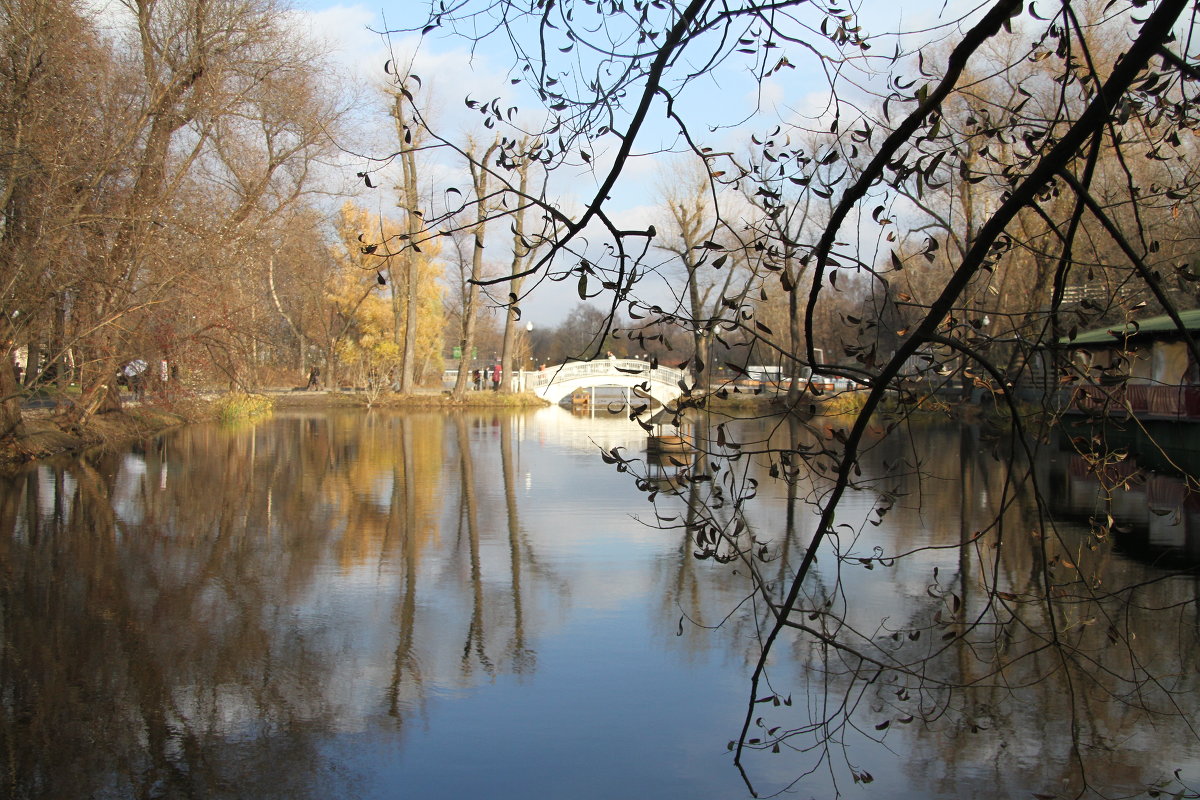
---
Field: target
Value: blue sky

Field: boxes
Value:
[285,0,989,324]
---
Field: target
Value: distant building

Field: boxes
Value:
[1061,309,1200,419]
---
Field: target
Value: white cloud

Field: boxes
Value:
[281,0,988,323]
[288,3,384,74]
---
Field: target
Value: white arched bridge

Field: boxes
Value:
[522,358,686,405]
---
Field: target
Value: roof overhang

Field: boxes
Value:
[1058,308,1200,346]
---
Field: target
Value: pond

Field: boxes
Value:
[1,406,1197,799]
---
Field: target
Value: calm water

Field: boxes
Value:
[1,407,1198,799]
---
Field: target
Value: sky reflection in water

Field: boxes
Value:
[1,407,1198,799]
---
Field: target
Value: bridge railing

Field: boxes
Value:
[524,359,684,392]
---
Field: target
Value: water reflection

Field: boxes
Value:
[1042,445,1200,568]
[0,410,1197,799]
[719,419,1200,798]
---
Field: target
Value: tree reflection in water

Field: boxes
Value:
[632,415,1200,798]
[0,410,549,799]
[0,409,1197,799]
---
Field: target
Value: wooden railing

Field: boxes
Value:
[1068,384,1200,420]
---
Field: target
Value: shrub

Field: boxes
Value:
[212,392,274,423]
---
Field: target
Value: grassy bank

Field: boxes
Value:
[212,392,275,422]
[0,388,550,467]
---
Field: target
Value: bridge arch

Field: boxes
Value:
[526,359,685,406]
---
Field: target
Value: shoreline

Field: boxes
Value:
[268,388,552,409]
[0,388,552,468]
[0,386,881,468]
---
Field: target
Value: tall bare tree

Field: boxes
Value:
[399,0,1200,794]
[498,151,535,391]
[388,76,429,394]
[445,138,498,397]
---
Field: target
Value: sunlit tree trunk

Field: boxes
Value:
[500,155,532,391]
[390,87,425,393]
[451,139,499,398]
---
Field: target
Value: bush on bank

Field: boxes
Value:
[212,392,275,423]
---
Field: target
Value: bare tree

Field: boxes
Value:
[655,164,728,384]
[445,138,499,397]
[388,76,430,394]
[0,0,122,430]
[396,0,1200,794]
[498,150,537,391]
[0,0,350,432]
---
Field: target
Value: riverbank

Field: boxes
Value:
[0,384,994,467]
[269,389,550,410]
[0,405,190,466]
[0,388,551,467]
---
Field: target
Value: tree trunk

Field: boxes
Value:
[452,139,500,398]
[451,290,480,399]
[787,277,804,403]
[392,90,424,394]
[500,158,532,392]
[0,348,25,441]
[500,315,519,392]
[72,355,122,423]
[24,337,41,387]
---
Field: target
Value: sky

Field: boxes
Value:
[280,0,992,325]
[84,0,993,325]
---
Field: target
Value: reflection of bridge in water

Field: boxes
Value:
[522,359,686,406]
[526,406,658,455]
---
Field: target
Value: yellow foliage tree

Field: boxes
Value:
[327,202,445,389]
